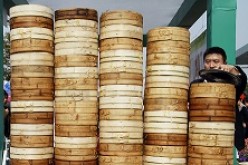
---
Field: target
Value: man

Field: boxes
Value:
[192,46,248,161]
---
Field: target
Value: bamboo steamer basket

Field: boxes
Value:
[10,52,54,66]
[55,90,97,97]
[190,83,236,99]
[55,67,98,79]
[100,132,143,139]
[143,155,186,164]
[99,156,143,164]
[55,107,97,114]
[55,148,96,156]
[55,160,97,165]
[10,38,54,54]
[55,125,97,137]
[100,49,143,59]
[145,76,189,89]
[189,121,235,135]
[10,147,54,158]
[100,38,142,51]
[100,85,142,97]
[11,100,53,113]
[144,116,187,124]
[101,18,143,27]
[55,28,98,39]
[11,112,53,124]
[11,158,53,165]
[11,124,53,136]
[99,97,143,109]
[188,157,232,165]
[146,65,189,77]
[100,10,143,24]
[188,146,233,156]
[144,110,187,118]
[100,10,143,40]
[11,77,54,90]
[100,113,142,120]
[11,135,53,147]
[144,99,188,111]
[55,78,97,90]
[10,16,53,30]
[10,4,53,19]
[55,97,98,108]
[55,55,97,67]
[99,144,142,156]
[100,73,143,86]
[55,136,97,148]
[189,133,234,147]
[99,126,143,133]
[55,37,98,44]
[147,27,190,42]
[55,19,98,29]
[147,52,189,67]
[99,138,143,144]
[11,89,54,101]
[144,145,187,157]
[147,40,190,51]
[55,47,98,56]
[55,8,98,21]
[100,120,143,128]
[144,133,187,146]
[10,27,53,41]
[11,66,53,78]
[56,113,98,126]
[100,109,142,117]
[145,88,188,99]
[55,41,98,50]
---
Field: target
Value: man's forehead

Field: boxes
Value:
[205,53,223,59]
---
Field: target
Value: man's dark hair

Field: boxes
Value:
[203,47,227,63]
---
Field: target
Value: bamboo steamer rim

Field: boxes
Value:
[147,65,189,73]
[100,96,143,103]
[144,123,187,129]
[100,24,143,33]
[144,110,187,118]
[99,156,143,163]
[100,19,143,27]
[55,30,98,39]
[144,145,187,154]
[189,121,235,129]
[55,27,97,33]
[188,146,233,155]
[143,156,186,164]
[10,52,53,59]
[11,124,53,130]
[100,85,143,91]
[11,107,54,113]
[55,8,98,21]
[147,27,189,40]
[100,49,143,58]
[55,41,98,50]
[99,120,143,127]
[11,100,53,107]
[10,28,53,41]
[101,10,143,21]
[100,132,143,138]
[10,147,54,155]
[10,4,53,19]
[146,75,189,83]
[189,127,235,135]
[100,57,142,63]
[100,31,143,40]
[55,67,97,73]
[55,143,97,149]
[55,19,98,28]
[55,48,98,56]
[144,128,187,134]
[55,147,96,156]
[55,155,96,161]
[189,133,234,141]
[144,116,188,124]
[54,37,97,45]
[55,136,97,144]
[10,154,53,159]
[55,90,97,97]
[191,82,235,88]
[99,138,143,144]
[99,126,143,133]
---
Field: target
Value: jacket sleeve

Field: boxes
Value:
[235,66,247,100]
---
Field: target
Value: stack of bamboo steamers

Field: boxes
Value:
[144,27,190,165]
[9,4,54,164]
[99,10,144,165]
[54,8,98,164]
[188,83,236,164]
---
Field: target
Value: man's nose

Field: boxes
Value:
[209,61,216,68]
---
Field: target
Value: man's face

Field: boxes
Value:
[204,53,225,69]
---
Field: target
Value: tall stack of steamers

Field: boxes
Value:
[99,10,144,165]
[54,8,99,164]
[9,4,54,164]
[8,3,237,165]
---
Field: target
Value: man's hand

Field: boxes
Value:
[218,64,240,75]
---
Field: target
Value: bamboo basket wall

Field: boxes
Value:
[188,83,236,165]
[9,4,54,165]
[54,8,98,165]
[144,27,190,165]
[99,10,144,165]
